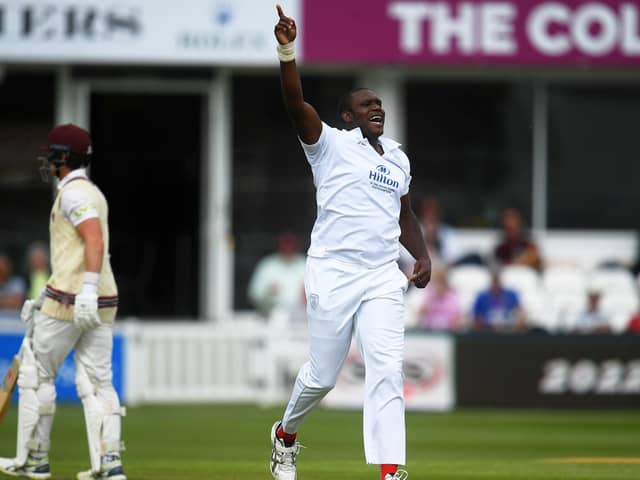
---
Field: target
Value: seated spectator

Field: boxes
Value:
[418,266,463,331]
[572,290,611,334]
[248,232,306,317]
[472,268,527,332]
[25,242,50,300]
[494,208,542,271]
[0,252,27,320]
[399,195,463,275]
[419,196,461,265]
[627,311,640,334]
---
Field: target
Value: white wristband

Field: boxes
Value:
[277,42,295,62]
[83,272,100,286]
[82,272,100,294]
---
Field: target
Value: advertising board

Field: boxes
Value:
[456,334,640,407]
[303,0,640,66]
[0,332,125,404]
[0,0,300,65]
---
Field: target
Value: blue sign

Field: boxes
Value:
[0,332,125,404]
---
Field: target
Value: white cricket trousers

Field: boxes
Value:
[282,256,408,465]
[30,312,120,447]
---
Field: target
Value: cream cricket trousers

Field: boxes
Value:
[30,312,120,447]
[282,256,408,465]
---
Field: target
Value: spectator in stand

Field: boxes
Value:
[0,252,27,320]
[494,208,542,271]
[399,196,463,275]
[419,196,461,266]
[418,266,463,331]
[627,311,640,334]
[25,242,50,300]
[247,231,306,317]
[572,289,611,334]
[472,268,527,333]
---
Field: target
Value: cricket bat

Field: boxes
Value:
[0,322,33,425]
[0,349,21,425]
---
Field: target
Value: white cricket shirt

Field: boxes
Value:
[301,122,411,268]
[57,169,99,226]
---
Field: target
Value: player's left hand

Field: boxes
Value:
[74,292,101,331]
[410,257,431,288]
[20,287,46,324]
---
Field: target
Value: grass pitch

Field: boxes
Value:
[1,404,640,479]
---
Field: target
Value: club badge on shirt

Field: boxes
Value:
[309,293,319,310]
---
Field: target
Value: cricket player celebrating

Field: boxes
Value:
[0,124,126,480]
[271,6,431,480]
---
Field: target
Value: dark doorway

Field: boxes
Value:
[90,93,201,318]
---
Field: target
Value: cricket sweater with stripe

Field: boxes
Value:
[41,175,118,324]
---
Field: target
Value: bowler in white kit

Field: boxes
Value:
[271,6,432,480]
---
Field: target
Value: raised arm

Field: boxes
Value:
[399,194,431,288]
[275,4,322,144]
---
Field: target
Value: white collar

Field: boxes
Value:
[344,127,401,152]
[57,168,88,191]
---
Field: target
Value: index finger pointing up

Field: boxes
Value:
[276,4,286,19]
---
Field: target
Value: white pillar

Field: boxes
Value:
[55,67,74,125]
[357,70,406,146]
[54,67,89,128]
[74,82,90,129]
[532,82,548,233]
[54,67,91,181]
[202,70,233,322]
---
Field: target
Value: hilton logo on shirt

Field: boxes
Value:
[369,165,399,194]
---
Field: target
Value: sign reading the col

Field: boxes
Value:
[0,0,299,65]
[303,0,640,65]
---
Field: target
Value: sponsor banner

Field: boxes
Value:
[323,334,455,411]
[0,332,125,404]
[0,0,299,65]
[456,334,640,407]
[302,0,640,66]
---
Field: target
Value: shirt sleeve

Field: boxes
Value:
[399,151,412,196]
[299,122,334,166]
[402,173,412,196]
[60,188,99,226]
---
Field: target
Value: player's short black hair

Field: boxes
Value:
[336,87,370,119]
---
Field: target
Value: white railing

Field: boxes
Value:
[121,316,309,405]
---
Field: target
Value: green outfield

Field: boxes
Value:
[1,405,640,479]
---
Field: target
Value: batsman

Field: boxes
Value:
[0,124,126,480]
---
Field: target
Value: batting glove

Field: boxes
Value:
[20,288,46,324]
[74,291,101,331]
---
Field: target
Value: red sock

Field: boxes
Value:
[276,425,297,447]
[381,464,398,479]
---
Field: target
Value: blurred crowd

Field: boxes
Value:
[248,197,640,336]
[401,198,640,335]
[0,242,49,321]
[5,203,640,335]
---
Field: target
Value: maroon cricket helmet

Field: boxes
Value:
[43,124,92,155]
